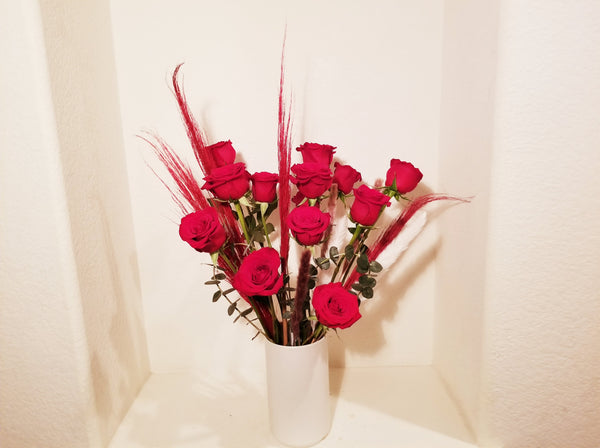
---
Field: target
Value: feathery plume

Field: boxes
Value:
[171,64,216,175]
[291,250,312,344]
[277,38,293,272]
[344,194,469,289]
[140,133,208,214]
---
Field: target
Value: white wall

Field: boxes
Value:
[436,0,499,435]
[480,1,600,446]
[110,0,445,372]
[437,1,600,447]
[0,1,149,447]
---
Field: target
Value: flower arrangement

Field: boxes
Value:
[146,63,466,347]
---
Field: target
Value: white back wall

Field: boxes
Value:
[110,0,445,372]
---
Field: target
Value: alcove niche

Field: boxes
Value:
[2,1,598,448]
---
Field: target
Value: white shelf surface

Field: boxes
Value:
[109,366,477,448]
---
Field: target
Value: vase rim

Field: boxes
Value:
[265,335,327,349]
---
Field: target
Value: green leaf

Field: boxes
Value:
[351,283,364,292]
[266,223,275,233]
[227,302,237,316]
[347,226,357,235]
[309,265,318,276]
[315,257,330,270]
[222,288,235,295]
[252,229,265,243]
[205,280,220,285]
[212,290,221,302]
[329,246,340,263]
[245,214,256,231]
[212,273,227,281]
[359,275,376,288]
[344,245,354,259]
[233,307,253,323]
[369,261,383,273]
[356,264,369,274]
[362,287,374,299]
[307,278,316,290]
[357,253,370,270]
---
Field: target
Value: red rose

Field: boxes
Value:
[178,208,226,253]
[202,162,250,201]
[290,162,332,199]
[350,185,391,226]
[385,159,423,194]
[333,162,362,194]
[312,283,361,329]
[208,140,236,167]
[296,142,336,166]
[251,172,278,203]
[232,247,284,296]
[287,205,331,246]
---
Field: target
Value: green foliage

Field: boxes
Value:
[329,246,340,265]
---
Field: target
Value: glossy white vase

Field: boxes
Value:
[265,337,331,447]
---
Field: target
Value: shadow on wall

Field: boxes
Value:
[328,238,439,366]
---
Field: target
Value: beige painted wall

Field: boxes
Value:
[437,1,600,447]
[0,1,149,447]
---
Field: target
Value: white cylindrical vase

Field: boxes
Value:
[265,337,331,447]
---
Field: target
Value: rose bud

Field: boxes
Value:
[385,159,423,194]
[207,140,236,167]
[178,208,226,253]
[350,185,391,226]
[202,162,251,201]
[290,162,332,199]
[251,172,279,203]
[232,247,284,297]
[312,283,361,329]
[287,205,331,246]
[296,142,336,166]
[333,162,362,194]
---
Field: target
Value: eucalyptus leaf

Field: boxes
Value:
[362,287,374,299]
[252,229,265,243]
[227,302,237,316]
[315,257,330,270]
[345,245,354,259]
[352,283,364,292]
[212,290,221,302]
[212,273,227,281]
[369,261,383,273]
[205,280,220,285]
[359,275,376,287]
[329,246,340,263]
[222,288,235,295]
[357,253,369,270]
[308,278,316,290]
[356,264,369,274]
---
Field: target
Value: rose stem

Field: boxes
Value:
[260,208,272,247]
[331,225,362,283]
[218,250,236,273]
[234,200,252,243]
[341,228,372,285]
